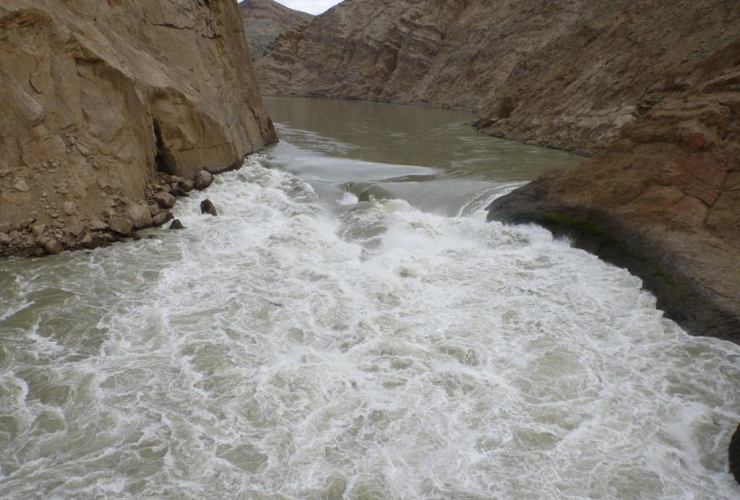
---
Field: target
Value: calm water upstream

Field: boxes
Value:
[0,97,739,499]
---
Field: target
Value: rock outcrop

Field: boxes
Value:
[239,0,313,61]
[488,61,740,343]
[257,0,740,154]
[0,0,277,257]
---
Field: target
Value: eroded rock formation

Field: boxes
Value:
[0,0,277,257]
[488,62,740,342]
[239,0,313,61]
[257,0,740,154]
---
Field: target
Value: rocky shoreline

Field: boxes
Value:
[0,166,225,258]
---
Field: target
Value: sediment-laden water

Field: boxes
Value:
[1,98,738,499]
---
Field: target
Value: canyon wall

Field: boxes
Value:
[239,0,313,61]
[257,0,740,154]
[488,60,740,343]
[0,0,277,257]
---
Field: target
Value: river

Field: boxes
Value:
[0,97,738,499]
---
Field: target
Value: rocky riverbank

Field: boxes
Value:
[0,0,277,258]
[488,63,740,343]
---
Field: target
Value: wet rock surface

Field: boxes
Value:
[200,199,219,217]
[0,0,277,258]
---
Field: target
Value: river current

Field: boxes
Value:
[1,98,738,499]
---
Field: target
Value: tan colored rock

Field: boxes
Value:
[108,217,133,237]
[44,239,63,255]
[0,0,277,256]
[239,0,313,61]
[153,192,176,210]
[0,233,11,246]
[257,0,740,154]
[194,170,214,191]
[125,202,153,230]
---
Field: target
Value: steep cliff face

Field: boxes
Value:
[257,0,740,154]
[488,59,740,342]
[239,0,313,61]
[0,0,277,257]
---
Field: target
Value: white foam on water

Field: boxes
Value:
[0,157,739,500]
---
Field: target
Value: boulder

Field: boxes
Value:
[108,216,134,236]
[200,199,219,216]
[152,211,174,227]
[44,239,64,255]
[153,192,177,209]
[169,219,185,230]
[179,180,195,193]
[731,423,740,484]
[125,202,153,229]
[0,233,11,246]
[194,170,214,191]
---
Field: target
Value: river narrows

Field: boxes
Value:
[1,98,738,499]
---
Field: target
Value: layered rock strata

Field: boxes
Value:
[488,63,740,343]
[0,0,277,257]
[239,0,313,61]
[257,0,740,154]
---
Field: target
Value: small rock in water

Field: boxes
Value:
[200,199,218,216]
[194,169,214,191]
[169,219,185,230]
[731,423,740,484]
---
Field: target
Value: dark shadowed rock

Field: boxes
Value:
[194,170,214,191]
[200,199,218,216]
[731,424,740,484]
[169,219,185,230]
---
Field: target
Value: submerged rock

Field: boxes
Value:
[200,199,219,216]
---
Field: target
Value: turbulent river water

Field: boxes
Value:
[1,97,739,500]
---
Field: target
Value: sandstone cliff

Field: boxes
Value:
[0,0,277,257]
[257,0,740,154]
[488,60,740,343]
[239,0,313,61]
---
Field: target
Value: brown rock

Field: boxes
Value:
[194,170,214,191]
[0,233,11,246]
[31,222,46,238]
[153,192,177,209]
[169,219,185,230]
[148,204,161,217]
[108,216,134,237]
[44,239,64,255]
[152,211,174,227]
[200,199,219,216]
[179,180,195,193]
[0,0,277,257]
[125,202,154,229]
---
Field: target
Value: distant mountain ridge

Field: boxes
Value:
[239,0,313,61]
